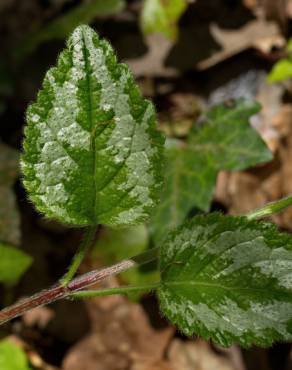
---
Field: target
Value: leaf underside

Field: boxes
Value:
[158,213,292,347]
[151,100,272,242]
[21,25,164,227]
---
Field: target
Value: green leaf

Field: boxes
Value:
[93,225,158,286]
[268,38,292,83]
[268,59,292,82]
[189,100,272,173]
[0,142,21,246]
[158,213,292,347]
[0,339,30,370]
[141,0,188,41]
[21,25,164,227]
[151,100,272,242]
[17,0,125,59]
[0,243,32,285]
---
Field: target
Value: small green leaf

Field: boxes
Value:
[17,0,125,59]
[158,213,292,347]
[0,339,30,370]
[268,59,292,82]
[93,225,158,286]
[141,0,188,41]
[22,25,164,227]
[0,243,32,285]
[268,38,292,83]
[151,100,272,242]
[189,100,272,174]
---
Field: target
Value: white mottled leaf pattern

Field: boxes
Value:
[158,213,292,347]
[21,25,164,227]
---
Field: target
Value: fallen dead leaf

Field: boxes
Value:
[216,102,292,230]
[243,0,259,10]
[167,339,237,370]
[23,306,55,329]
[62,292,174,370]
[262,0,287,30]
[0,185,21,246]
[131,360,171,370]
[127,34,178,77]
[217,171,268,216]
[197,18,283,70]
[0,142,21,245]
[251,76,283,152]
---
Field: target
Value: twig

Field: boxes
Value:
[0,247,159,325]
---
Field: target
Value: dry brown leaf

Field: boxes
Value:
[127,34,178,77]
[251,80,283,152]
[287,0,292,17]
[216,346,246,370]
[167,339,237,370]
[0,142,21,245]
[216,102,292,230]
[0,186,21,246]
[22,306,55,329]
[218,171,267,216]
[197,19,283,70]
[131,360,171,370]
[62,293,174,370]
[262,0,287,29]
[243,0,259,10]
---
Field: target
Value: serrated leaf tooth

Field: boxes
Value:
[159,214,292,347]
[22,25,164,226]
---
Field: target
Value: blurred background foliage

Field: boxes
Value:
[1,0,292,369]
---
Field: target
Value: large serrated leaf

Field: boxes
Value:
[151,100,272,242]
[158,213,292,347]
[22,25,164,227]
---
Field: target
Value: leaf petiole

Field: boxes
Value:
[60,226,97,286]
[70,282,160,299]
[246,195,292,220]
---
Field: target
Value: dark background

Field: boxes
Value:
[0,1,292,369]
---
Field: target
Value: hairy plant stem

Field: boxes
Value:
[0,247,159,326]
[246,195,292,220]
[60,226,97,286]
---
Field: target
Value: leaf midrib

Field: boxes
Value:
[164,280,290,297]
[81,30,97,223]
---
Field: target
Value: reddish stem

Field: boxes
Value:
[0,259,135,325]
